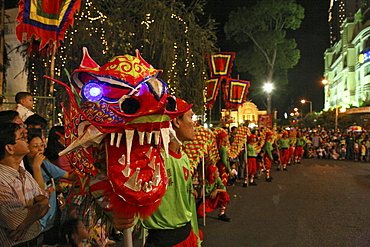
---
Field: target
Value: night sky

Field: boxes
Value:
[203,0,330,116]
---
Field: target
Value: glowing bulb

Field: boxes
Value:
[82,82,103,102]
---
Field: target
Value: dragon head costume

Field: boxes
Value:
[48,48,191,217]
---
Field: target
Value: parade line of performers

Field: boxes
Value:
[101,124,310,246]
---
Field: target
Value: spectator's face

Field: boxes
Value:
[12,128,29,156]
[27,136,45,159]
[21,95,34,109]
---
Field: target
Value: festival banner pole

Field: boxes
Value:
[123,228,133,247]
[202,155,206,226]
[244,141,248,187]
[141,227,146,247]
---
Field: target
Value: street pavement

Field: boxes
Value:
[199,158,370,247]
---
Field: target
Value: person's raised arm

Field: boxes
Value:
[28,153,46,189]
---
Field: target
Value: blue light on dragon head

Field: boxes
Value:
[82,81,103,102]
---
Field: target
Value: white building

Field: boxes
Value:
[221,101,268,128]
[323,7,370,111]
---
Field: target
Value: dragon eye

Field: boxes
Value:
[120,98,141,114]
[82,81,103,102]
[166,97,176,111]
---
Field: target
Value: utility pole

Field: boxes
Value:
[267,92,272,115]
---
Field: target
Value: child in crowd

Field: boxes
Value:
[330,146,340,160]
[360,140,366,162]
[57,219,89,247]
[354,140,360,161]
[197,165,231,222]
[228,162,238,186]
[14,91,34,121]
[339,144,346,160]
[307,147,317,159]
[317,145,327,159]
[307,146,313,158]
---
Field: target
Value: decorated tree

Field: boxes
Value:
[48,0,217,118]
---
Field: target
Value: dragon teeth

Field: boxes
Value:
[154,130,160,145]
[110,132,116,146]
[146,132,152,144]
[118,154,125,165]
[124,167,142,191]
[148,156,156,170]
[145,146,153,159]
[116,133,123,148]
[160,128,170,158]
[125,129,135,165]
[152,163,161,186]
[138,131,145,145]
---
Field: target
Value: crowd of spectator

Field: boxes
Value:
[299,128,370,162]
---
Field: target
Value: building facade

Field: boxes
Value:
[328,0,366,46]
[221,101,267,128]
[323,6,370,111]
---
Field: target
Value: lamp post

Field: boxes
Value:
[300,99,312,114]
[322,79,339,131]
[263,83,274,115]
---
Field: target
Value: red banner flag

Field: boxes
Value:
[16,0,82,49]
[205,77,222,109]
[208,52,235,78]
[258,114,273,129]
[225,78,250,109]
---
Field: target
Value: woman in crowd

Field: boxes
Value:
[44,125,73,172]
[24,131,75,245]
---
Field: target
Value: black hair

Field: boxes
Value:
[0,110,19,123]
[27,128,42,137]
[15,92,32,104]
[59,219,80,247]
[44,126,65,161]
[25,114,47,129]
[0,123,20,160]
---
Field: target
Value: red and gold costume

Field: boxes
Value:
[278,131,290,170]
[294,132,306,163]
[214,128,230,187]
[197,165,230,221]
[263,132,274,181]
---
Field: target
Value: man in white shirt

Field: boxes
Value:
[0,123,49,247]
